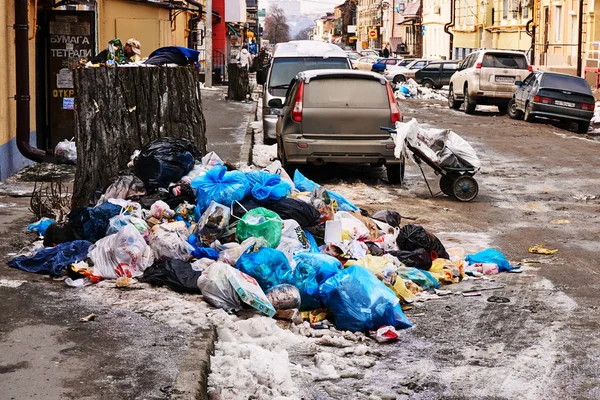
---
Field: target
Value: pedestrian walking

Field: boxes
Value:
[382,43,391,58]
[248,39,258,56]
[237,45,253,70]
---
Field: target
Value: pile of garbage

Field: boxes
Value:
[394,79,448,101]
[10,137,517,336]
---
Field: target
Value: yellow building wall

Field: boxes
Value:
[453,31,479,51]
[0,0,36,147]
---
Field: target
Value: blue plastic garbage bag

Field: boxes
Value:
[293,170,358,211]
[246,171,292,201]
[236,246,292,291]
[187,233,220,260]
[191,166,249,213]
[319,266,412,332]
[290,261,321,310]
[293,253,342,286]
[8,240,93,276]
[304,229,320,253]
[82,202,123,242]
[400,85,411,97]
[397,267,439,289]
[27,218,56,236]
[466,248,515,272]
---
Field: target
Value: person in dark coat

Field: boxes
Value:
[382,43,391,58]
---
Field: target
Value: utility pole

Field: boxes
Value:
[206,0,213,88]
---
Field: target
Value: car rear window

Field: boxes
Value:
[442,63,458,70]
[304,78,389,108]
[540,74,593,95]
[481,53,528,69]
[269,57,350,88]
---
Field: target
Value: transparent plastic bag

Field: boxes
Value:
[149,222,194,261]
[236,207,283,248]
[197,262,242,311]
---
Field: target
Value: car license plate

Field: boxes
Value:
[270,108,283,116]
[555,100,575,108]
[495,76,515,83]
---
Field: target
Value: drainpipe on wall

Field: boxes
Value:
[443,0,455,60]
[14,0,48,162]
[526,19,534,65]
[576,0,584,77]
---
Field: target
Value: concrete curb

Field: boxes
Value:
[171,326,217,400]
[239,100,258,166]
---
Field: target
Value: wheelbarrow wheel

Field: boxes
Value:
[452,175,479,202]
[439,173,459,196]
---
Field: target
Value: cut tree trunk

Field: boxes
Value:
[72,66,207,207]
[227,63,251,101]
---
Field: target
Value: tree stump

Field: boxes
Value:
[227,63,251,101]
[72,66,207,207]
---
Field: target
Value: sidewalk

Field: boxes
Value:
[0,88,257,400]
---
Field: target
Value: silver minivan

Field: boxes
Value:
[257,41,352,143]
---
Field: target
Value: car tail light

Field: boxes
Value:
[385,144,396,149]
[528,65,533,72]
[386,83,401,123]
[533,95,552,104]
[475,62,482,69]
[291,82,304,123]
[581,103,595,111]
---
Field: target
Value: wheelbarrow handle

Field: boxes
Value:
[380,126,396,133]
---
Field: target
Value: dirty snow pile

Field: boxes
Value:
[9,131,521,398]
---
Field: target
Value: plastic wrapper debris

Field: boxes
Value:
[227,267,277,317]
[197,262,242,311]
[218,237,264,266]
[293,170,358,212]
[149,221,194,261]
[97,175,146,204]
[428,258,462,283]
[293,253,342,285]
[370,227,400,252]
[388,248,432,270]
[105,215,150,240]
[54,140,77,164]
[174,202,198,224]
[246,170,292,201]
[265,284,301,310]
[134,137,199,191]
[261,197,321,228]
[194,200,230,246]
[150,200,175,219]
[191,166,249,213]
[142,259,203,293]
[396,224,449,260]
[8,240,92,276]
[323,240,369,260]
[370,326,400,343]
[319,265,412,332]
[397,266,439,289]
[372,210,401,228]
[276,219,312,265]
[295,188,336,223]
[465,248,516,272]
[236,207,283,248]
[334,211,370,240]
[351,211,380,240]
[236,245,292,291]
[89,224,154,279]
[27,218,56,236]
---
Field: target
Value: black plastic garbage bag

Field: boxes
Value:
[232,198,262,219]
[9,240,93,276]
[388,248,432,270]
[134,138,200,192]
[142,259,202,294]
[262,197,321,228]
[396,224,449,260]
[372,210,401,228]
[43,223,78,247]
[139,184,196,210]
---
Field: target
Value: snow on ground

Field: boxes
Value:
[252,119,278,168]
[0,278,27,288]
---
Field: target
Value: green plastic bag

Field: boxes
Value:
[236,207,283,248]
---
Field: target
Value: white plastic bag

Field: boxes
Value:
[218,237,261,266]
[397,119,439,163]
[263,160,295,192]
[149,222,194,261]
[89,224,154,279]
[441,131,481,169]
[54,140,77,164]
[276,219,311,267]
[197,262,242,311]
[334,211,370,240]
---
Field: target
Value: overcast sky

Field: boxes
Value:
[259,0,340,15]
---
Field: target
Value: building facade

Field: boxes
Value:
[421,0,450,59]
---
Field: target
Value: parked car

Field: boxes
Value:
[353,56,379,71]
[384,59,437,83]
[507,71,595,134]
[448,50,531,114]
[361,49,381,57]
[257,41,352,143]
[270,69,404,184]
[371,57,404,73]
[414,61,459,88]
[346,51,361,61]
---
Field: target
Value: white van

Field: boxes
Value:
[257,40,352,143]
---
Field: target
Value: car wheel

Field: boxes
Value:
[524,102,535,122]
[463,86,476,114]
[507,98,523,120]
[422,80,433,89]
[577,121,590,134]
[497,103,509,115]
[386,160,405,185]
[393,75,406,84]
[448,85,461,109]
[434,84,443,90]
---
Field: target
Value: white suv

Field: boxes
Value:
[448,50,531,114]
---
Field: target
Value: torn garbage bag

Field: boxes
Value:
[262,197,321,228]
[191,166,249,213]
[236,207,283,248]
[236,245,292,291]
[246,170,292,201]
[8,240,92,276]
[134,137,199,191]
[371,210,401,228]
[293,170,359,211]
[193,201,230,246]
[319,265,412,332]
[396,224,449,260]
[197,262,242,311]
[465,248,515,272]
[142,259,203,293]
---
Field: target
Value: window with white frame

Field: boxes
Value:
[554,5,562,42]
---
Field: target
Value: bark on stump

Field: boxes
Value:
[227,63,251,101]
[72,66,207,207]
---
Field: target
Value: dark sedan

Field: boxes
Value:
[508,71,595,134]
